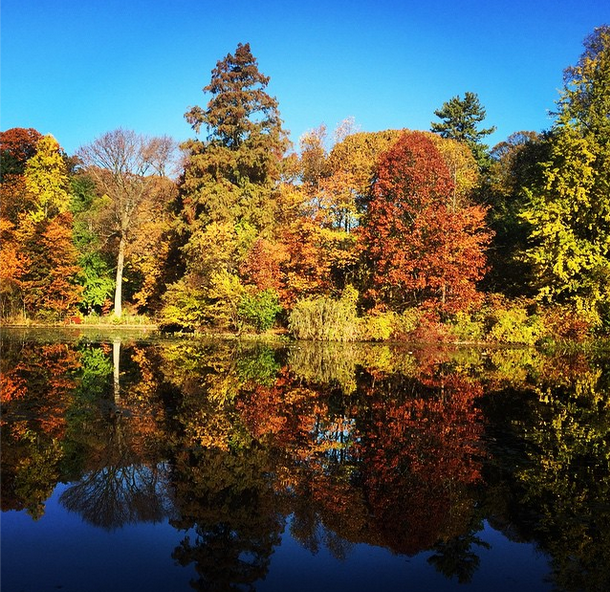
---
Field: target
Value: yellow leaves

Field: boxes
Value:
[429,134,480,209]
[184,221,241,278]
[205,269,246,330]
[520,124,609,307]
[24,135,70,218]
[128,218,171,310]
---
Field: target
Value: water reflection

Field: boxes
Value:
[1,330,609,591]
[60,463,174,529]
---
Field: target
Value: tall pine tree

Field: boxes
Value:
[163,43,289,329]
[431,92,496,171]
[181,42,288,238]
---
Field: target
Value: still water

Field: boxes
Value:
[2,328,609,592]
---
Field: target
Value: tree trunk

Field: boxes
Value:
[114,235,126,318]
[113,337,121,404]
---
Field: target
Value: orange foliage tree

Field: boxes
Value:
[360,131,491,313]
[0,130,82,320]
[17,212,82,319]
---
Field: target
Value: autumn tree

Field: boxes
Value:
[164,43,288,329]
[180,42,287,242]
[520,26,610,321]
[0,132,82,319]
[0,217,27,318]
[1,131,34,317]
[483,131,549,295]
[431,92,496,170]
[360,131,491,313]
[0,130,42,317]
[77,129,177,318]
[277,129,403,303]
[17,213,82,318]
[0,127,42,182]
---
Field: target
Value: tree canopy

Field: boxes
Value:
[431,92,496,170]
[2,29,609,339]
[520,25,610,319]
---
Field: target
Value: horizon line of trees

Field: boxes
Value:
[1,26,609,340]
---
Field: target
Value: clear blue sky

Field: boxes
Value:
[2,0,609,155]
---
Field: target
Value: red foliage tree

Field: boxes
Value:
[360,131,491,312]
[0,127,43,179]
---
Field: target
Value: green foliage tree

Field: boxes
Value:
[431,92,496,170]
[238,289,282,333]
[70,172,115,314]
[483,131,549,295]
[181,42,288,235]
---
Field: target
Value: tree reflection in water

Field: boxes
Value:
[1,334,610,592]
[59,337,175,529]
[60,462,174,529]
[170,448,283,592]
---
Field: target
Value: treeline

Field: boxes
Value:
[1,27,609,342]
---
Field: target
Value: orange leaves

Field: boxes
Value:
[240,237,287,293]
[19,212,83,318]
[0,217,28,299]
[1,131,83,320]
[1,343,81,439]
[278,221,333,305]
[360,131,492,312]
[0,371,27,404]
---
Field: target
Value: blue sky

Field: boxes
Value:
[2,0,609,155]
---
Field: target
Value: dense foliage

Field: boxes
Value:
[1,28,609,340]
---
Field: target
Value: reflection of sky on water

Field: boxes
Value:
[2,483,553,592]
[260,518,553,592]
[2,483,196,592]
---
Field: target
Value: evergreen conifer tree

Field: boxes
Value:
[431,92,496,170]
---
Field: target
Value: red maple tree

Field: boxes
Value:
[360,131,491,313]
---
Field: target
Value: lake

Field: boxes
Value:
[1,328,609,592]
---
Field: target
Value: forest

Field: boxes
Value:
[1,25,609,344]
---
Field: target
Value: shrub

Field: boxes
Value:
[358,311,396,341]
[205,271,245,330]
[405,310,449,342]
[158,279,207,331]
[486,303,544,345]
[289,288,359,341]
[392,308,423,339]
[238,289,282,333]
[541,301,598,342]
[447,311,485,342]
